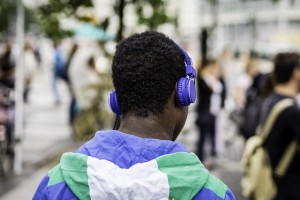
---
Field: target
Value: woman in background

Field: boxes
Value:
[196,59,223,167]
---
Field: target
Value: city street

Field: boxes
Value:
[0,63,247,200]
[1,0,300,199]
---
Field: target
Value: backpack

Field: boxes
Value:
[239,87,263,139]
[241,99,298,200]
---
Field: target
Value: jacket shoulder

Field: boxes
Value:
[33,175,49,200]
[193,174,236,200]
[33,164,78,200]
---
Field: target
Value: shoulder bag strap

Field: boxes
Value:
[275,140,298,177]
[260,98,298,177]
[260,99,294,141]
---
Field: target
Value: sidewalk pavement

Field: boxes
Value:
[212,159,247,200]
[0,68,79,199]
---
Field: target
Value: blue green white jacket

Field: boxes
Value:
[33,131,235,200]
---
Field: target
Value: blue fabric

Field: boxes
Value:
[193,188,235,200]
[54,48,65,77]
[76,131,188,168]
[33,130,235,200]
[224,189,236,200]
[194,187,224,200]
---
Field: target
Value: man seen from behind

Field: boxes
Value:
[33,31,235,200]
[260,53,300,200]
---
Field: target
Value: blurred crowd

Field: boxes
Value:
[1,32,299,199]
[0,37,279,163]
[0,38,106,175]
[180,45,275,165]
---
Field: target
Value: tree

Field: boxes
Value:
[115,0,176,41]
[35,0,177,141]
[0,0,16,37]
[0,1,36,40]
[134,0,176,30]
[36,0,176,42]
[36,0,93,41]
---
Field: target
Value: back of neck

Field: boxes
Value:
[118,114,174,141]
[275,83,297,98]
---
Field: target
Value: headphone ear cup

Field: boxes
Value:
[177,78,190,106]
[177,78,196,106]
[109,90,121,115]
[189,79,196,103]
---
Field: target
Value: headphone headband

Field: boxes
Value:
[175,46,197,106]
[178,46,196,78]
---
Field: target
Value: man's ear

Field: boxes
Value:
[293,68,300,80]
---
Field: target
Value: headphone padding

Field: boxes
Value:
[177,77,190,106]
[109,90,121,115]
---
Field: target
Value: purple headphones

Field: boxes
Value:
[109,46,196,116]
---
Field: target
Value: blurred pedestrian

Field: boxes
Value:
[0,41,15,173]
[196,59,223,165]
[33,31,235,200]
[23,41,38,103]
[33,41,42,69]
[234,59,266,140]
[64,43,78,123]
[0,41,15,89]
[219,47,244,97]
[65,43,78,83]
[258,53,300,200]
[68,48,99,113]
[52,41,66,105]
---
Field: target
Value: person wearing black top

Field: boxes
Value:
[0,41,15,89]
[260,53,300,200]
[196,59,222,163]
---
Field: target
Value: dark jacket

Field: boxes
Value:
[260,93,300,199]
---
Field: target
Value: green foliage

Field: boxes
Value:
[0,1,37,39]
[37,15,72,41]
[35,0,177,141]
[38,0,93,16]
[36,0,176,41]
[133,0,175,30]
[0,0,15,35]
[37,0,93,40]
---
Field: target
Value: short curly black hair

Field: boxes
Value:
[112,31,186,117]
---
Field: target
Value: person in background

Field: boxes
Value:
[33,43,41,69]
[196,59,223,167]
[259,53,300,200]
[64,43,78,124]
[234,59,260,110]
[0,41,15,169]
[33,31,235,200]
[23,41,38,103]
[52,41,66,105]
[0,41,15,89]
[260,73,275,99]
[235,59,266,140]
[64,43,78,85]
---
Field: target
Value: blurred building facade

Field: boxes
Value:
[199,0,300,55]
[139,0,300,57]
